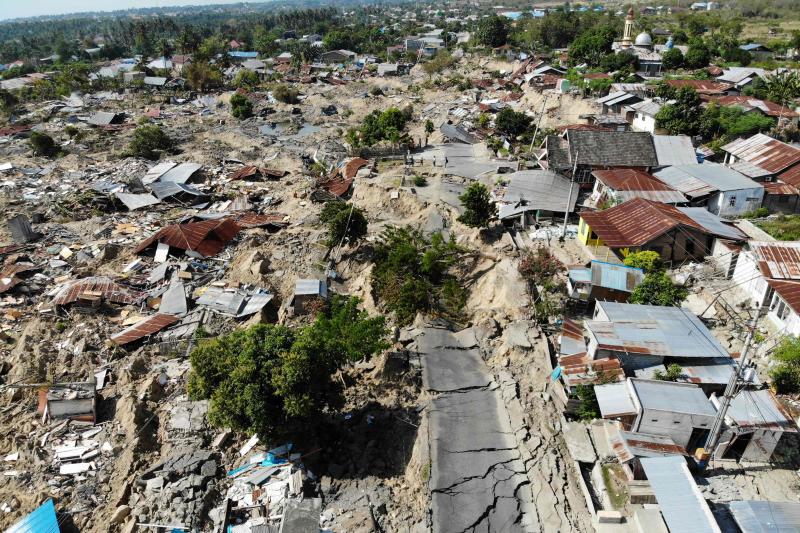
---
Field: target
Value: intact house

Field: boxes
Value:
[577,197,746,264]
[541,130,659,189]
[596,91,642,115]
[729,240,800,335]
[665,79,736,97]
[739,43,773,61]
[721,134,800,213]
[624,99,663,134]
[320,49,356,64]
[716,67,769,91]
[652,134,698,169]
[653,163,764,218]
[589,169,687,209]
[566,261,644,303]
[497,170,578,226]
[712,95,799,127]
[595,378,717,452]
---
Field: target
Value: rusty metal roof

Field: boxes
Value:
[722,134,800,175]
[579,198,706,248]
[610,430,686,463]
[593,169,674,192]
[317,176,354,197]
[52,276,145,306]
[342,157,368,179]
[228,165,261,180]
[767,279,800,314]
[666,79,733,94]
[749,241,800,280]
[134,218,240,257]
[777,164,800,188]
[234,212,288,229]
[110,313,178,345]
[763,181,799,195]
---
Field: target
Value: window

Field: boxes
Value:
[729,196,737,207]
[686,240,696,254]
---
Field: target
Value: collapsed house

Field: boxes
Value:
[134,218,240,258]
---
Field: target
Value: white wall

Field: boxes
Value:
[709,188,765,218]
[730,250,771,306]
[631,112,656,133]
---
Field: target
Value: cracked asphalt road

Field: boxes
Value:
[418,326,538,532]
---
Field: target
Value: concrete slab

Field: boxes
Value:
[417,328,492,392]
[563,422,597,463]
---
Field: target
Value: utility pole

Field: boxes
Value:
[561,150,578,239]
[528,94,549,154]
[700,303,763,467]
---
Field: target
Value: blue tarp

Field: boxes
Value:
[7,499,59,533]
[228,51,258,59]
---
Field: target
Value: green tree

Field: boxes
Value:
[188,297,389,438]
[769,336,800,394]
[655,87,702,135]
[653,363,684,382]
[684,40,712,69]
[371,226,467,325]
[575,384,599,421]
[457,182,494,228]
[494,107,531,137]
[474,15,508,48]
[125,125,174,160]
[195,35,228,62]
[233,69,260,90]
[230,93,254,119]
[29,131,59,157]
[184,61,223,92]
[272,84,299,104]
[569,26,616,67]
[319,201,368,246]
[623,250,663,274]
[661,48,684,71]
[425,119,434,136]
[357,107,409,146]
[630,271,688,307]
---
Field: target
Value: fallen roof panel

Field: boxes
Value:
[115,192,161,210]
[52,277,145,306]
[110,313,178,345]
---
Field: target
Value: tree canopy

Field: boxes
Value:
[457,182,494,228]
[320,201,368,246]
[474,15,508,48]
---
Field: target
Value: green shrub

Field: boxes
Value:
[125,125,174,160]
[770,336,800,394]
[575,384,599,421]
[319,201,368,246]
[630,271,688,307]
[412,175,427,187]
[272,84,299,104]
[29,131,60,157]
[457,182,494,228]
[623,250,662,274]
[230,93,254,119]
[233,69,260,89]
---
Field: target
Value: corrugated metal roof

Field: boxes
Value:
[591,261,644,292]
[714,96,799,118]
[595,381,637,418]
[666,79,732,95]
[143,161,177,184]
[440,123,477,144]
[110,314,178,345]
[134,218,240,257]
[768,279,800,314]
[639,456,722,533]
[763,181,799,195]
[611,430,685,463]
[655,163,761,193]
[149,181,204,200]
[115,192,161,210]
[7,499,59,533]
[587,319,728,359]
[727,389,795,430]
[579,198,709,248]
[295,279,327,297]
[631,379,717,415]
[52,276,145,306]
[502,170,579,213]
[722,134,800,175]
[593,302,730,358]
[677,207,747,241]
[565,130,658,167]
[750,241,800,280]
[196,287,273,317]
[729,500,800,532]
[594,169,675,192]
[157,162,203,184]
[652,135,698,166]
[627,98,662,117]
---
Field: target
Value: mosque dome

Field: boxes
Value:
[634,32,653,46]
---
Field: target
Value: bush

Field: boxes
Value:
[575,384,599,421]
[29,131,59,157]
[188,296,388,439]
[412,175,427,187]
[272,84,299,104]
[371,226,467,325]
[125,125,174,160]
[184,61,223,92]
[232,69,260,89]
[353,107,409,146]
[630,271,688,307]
[623,250,662,274]
[230,93,254,119]
[518,246,564,287]
[319,201,368,246]
[653,363,683,382]
[769,336,800,394]
[457,182,494,228]
[494,107,531,137]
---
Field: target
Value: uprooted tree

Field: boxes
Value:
[371,226,469,325]
[188,296,389,439]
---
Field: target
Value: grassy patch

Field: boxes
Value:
[601,464,629,510]
[756,215,800,241]
[421,460,431,483]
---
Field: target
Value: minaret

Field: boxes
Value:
[621,7,634,49]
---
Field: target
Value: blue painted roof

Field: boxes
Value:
[591,261,644,293]
[739,43,767,51]
[228,51,258,58]
[8,499,59,533]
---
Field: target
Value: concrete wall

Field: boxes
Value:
[634,409,715,448]
[730,250,771,306]
[708,188,764,218]
[762,193,800,215]
[631,112,656,134]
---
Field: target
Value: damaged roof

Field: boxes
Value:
[501,170,579,215]
[110,313,179,345]
[134,218,240,257]
[610,430,685,463]
[722,134,800,177]
[157,162,203,184]
[593,169,688,204]
[749,241,800,280]
[654,163,762,194]
[726,389,795,431]
[51,276,145,306]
